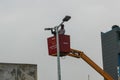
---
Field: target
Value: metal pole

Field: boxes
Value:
[88,74,90,80]
[44,15,71,80]
[56,21,64,80]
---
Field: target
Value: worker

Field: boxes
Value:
[51,24,65,36]
[58,24,65,35]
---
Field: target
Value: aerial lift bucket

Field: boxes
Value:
[47,34,70,57]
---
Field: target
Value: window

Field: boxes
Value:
[117,31,120,40]
[118,53,120,66]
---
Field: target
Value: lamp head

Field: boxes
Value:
[62,15,71,22]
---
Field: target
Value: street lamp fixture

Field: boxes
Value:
[62,15,71,22]
[44,15,71,31]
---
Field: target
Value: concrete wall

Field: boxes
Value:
[0,63,37,80]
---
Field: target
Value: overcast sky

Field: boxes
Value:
[0,0,120,80]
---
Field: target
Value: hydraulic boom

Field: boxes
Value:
[68,48,114,80]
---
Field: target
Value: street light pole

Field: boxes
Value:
[56,16,71,80]
[44,15,71,80]
[56,21,64,80]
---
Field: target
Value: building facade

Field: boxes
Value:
[101,25,120,80]
[0,63,37,80]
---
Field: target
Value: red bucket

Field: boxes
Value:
[47,34,70,57]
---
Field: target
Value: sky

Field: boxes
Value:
[0,0,120,80]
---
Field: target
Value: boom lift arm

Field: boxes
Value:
[68,48,114,80]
